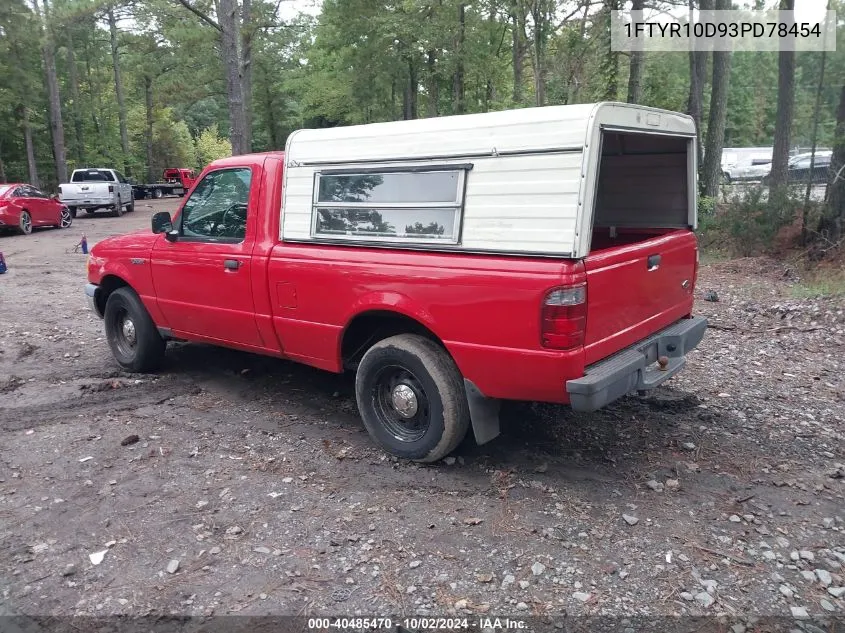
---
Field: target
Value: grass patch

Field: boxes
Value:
[790,268,845,299]
[698,248,731,265]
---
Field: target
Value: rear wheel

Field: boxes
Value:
[153,188,163,199]
[68,206,77,218]
[18,210,32,235]
[355,334,470,462]
[126,199,135,213]
[58,207,73,229]
[104,287,166,372]
[112,198,125,217]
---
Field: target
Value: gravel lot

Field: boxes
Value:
[0,199,843,629]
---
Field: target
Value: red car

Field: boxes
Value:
[0,183,73,235]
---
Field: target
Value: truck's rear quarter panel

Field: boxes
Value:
[266,245,586,402]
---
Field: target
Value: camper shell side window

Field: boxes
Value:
[310,165,471,245]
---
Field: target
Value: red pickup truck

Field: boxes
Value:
[85,102,707,462]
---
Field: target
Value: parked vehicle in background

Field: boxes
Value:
[85,102,707,462]
[761,151,833,186]
[132,168,197,200]
[786,151,832,184]
[744,161,774,181]
[59,168,134,218]
[721,147,773,182]
[0,183,73,235]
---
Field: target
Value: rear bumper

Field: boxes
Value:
[85,283,103,318]
[566,316,707,412]
[0,209,19,226]
[62,197,115,208]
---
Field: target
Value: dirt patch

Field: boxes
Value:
[0,210,843,623]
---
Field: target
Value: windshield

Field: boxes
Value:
[0,185,12,196]
[71,170,115,182]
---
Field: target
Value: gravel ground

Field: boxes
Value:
[0,200,843,630]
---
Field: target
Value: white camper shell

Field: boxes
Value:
[281,102,698,259]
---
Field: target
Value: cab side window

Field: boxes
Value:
[179,168,252,242]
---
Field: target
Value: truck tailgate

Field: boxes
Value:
[583,230,697,366]
[61,184,110,200]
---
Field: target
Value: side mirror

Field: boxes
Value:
[152,211,173,234]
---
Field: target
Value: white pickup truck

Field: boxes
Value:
[59,168,134,218]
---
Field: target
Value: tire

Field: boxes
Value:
[18,210,32,235]
[112,198,125,217]
[68,206,77,219]
[127,199,135,213]
[153,188,163,199]
[721,172,731,184]
[104,287,166,373]
[355,334,470,462]
[58,207,73,229]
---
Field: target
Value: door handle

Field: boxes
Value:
[224,259,241,270]
[647,254,661,271]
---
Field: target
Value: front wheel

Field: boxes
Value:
[153,188,163,199]
[355,334,470,462]
[104,287,166,372]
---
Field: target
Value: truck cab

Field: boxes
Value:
[85,102,706,463]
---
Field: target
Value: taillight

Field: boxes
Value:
[108,185,114,193]
[541,284,587,350]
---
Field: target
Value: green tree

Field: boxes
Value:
[195,126,232,168]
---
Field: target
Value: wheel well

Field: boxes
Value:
[97,275,129,314]
[341,311,444,370]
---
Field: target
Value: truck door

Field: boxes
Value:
[150,166,264,349]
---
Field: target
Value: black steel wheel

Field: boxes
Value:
[104,287,166,372]
[372,364,431,443]
[355,334,470,462]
